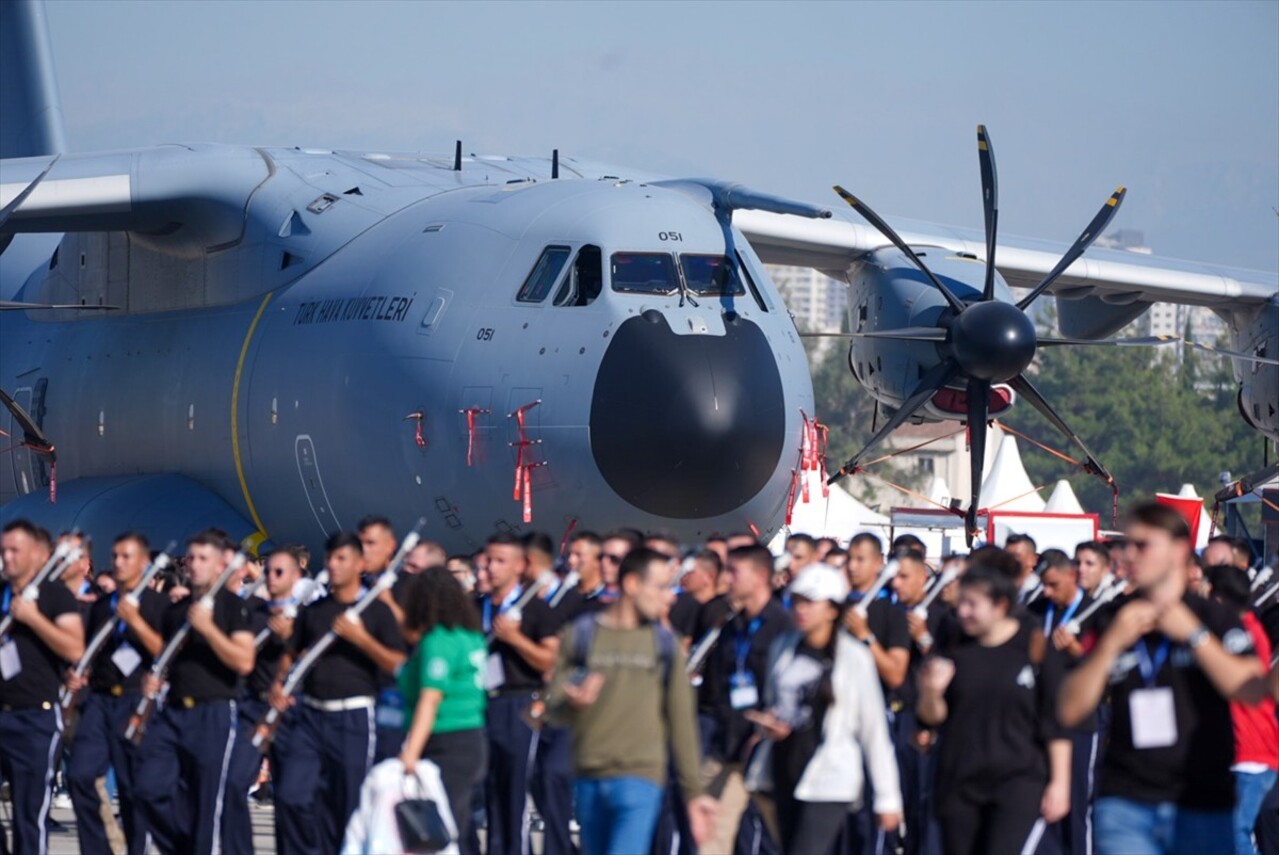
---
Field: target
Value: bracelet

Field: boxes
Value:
[918,633,934,650]
[1186,625,1210,650]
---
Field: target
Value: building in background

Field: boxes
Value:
[766,264,847,361]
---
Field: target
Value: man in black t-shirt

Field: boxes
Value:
[268,532,406,855]
[844,534,912,855]
[701,544,792,855]
[133,528,255,855]
[0,519,85,855]
[66,531,167,855]
[1061,502,1264,854]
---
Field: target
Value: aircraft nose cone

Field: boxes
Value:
[590,312,786,519]
[950,300,1037,382]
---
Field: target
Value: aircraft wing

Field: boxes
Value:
[735,208,1278,308]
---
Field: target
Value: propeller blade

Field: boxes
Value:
[829,359,960,483]
[1008,374,1114,485]
[965,378,991,545]
[1016,186,1126,311]
[977,125,998,302]
[1181,339,1279,366]
[0,155,59,230]
[799,327,947,341]
[1036,334,1179,348]
[833,185,967,312]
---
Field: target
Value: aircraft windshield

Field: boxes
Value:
[680,254,746,297]
[610,253,678,295]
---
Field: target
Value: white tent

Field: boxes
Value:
[926,476,952,507]
[1044,479,1085,514]
[784,469,892,542]
[1177,482,1214,550]
[979,434,1046,513]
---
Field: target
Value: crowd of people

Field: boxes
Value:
[0,503,1275,855]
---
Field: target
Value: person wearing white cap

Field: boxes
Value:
[743,563,903,854]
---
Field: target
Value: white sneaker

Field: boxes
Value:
[53,792,72,810]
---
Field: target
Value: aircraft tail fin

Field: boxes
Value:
[0,0,67,159]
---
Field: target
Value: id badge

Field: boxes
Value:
[1129,687,1177,749]
[0,639,20,681]
[729,672,759,710]
[111,641,143,678]
[485,652,506,691]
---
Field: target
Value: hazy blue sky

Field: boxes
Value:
[44,0,1279,271]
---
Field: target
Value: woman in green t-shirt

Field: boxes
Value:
[398,567,488,845]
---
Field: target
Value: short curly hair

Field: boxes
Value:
[401,566,482,635]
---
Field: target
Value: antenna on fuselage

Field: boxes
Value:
[453,140,462,172]
[552,149,559,180]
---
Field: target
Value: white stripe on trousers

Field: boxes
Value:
[364,707,376,777]
[1085,729,1099,855]
[35,704,64,855]
[520,721,541,855]
[211,700,238,855]
[1021,817,1048,855]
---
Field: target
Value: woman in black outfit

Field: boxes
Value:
[917,548,1071,855]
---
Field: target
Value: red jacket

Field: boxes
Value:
[1234,612,1279,769]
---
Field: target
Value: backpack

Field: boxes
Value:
[567,612,677,687]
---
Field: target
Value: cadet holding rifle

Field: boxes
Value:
[266,531,408,855]
[0,519,86,855]
[132,529,255,855]
[65,533,170,855]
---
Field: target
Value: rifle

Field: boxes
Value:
[912,565,962,619]
[0,538,82,639]
[547,571,580,610]
[252,571,329,649]
[484,571,556,643]
[686,608,739,684]
[60,544,176,714]
[853,559,900,618]
[124,552,247,744]
[253,522,425,751]
[1064,576,1124,636]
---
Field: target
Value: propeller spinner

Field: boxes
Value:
[830,125,1130,544]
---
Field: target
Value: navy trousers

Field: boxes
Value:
[272,702,375,855]
[134,700,238,855]
[531,724,578,855]
[485,691,538,855]
[0,705,62,855]
[221,695,268,855]
[68,692,150,855]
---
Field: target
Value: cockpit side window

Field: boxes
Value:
[610,252,678,295]
[516,246,571,303]
[553,245,603,307]
[680,254,746,297]
[734,251,770,312]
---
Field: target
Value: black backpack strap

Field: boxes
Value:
[653,622,676,687]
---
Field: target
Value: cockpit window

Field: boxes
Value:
[610,252,679,295]
[516,246,571,303]
[680,254,746,297]
[553,245,603,307]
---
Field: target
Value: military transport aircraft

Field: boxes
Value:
[1,0,1275,560]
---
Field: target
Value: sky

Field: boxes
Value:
[44,0,1279,272]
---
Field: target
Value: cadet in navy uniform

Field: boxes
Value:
[0,519,85,855]
[134,529,255,855]
[480,532,561,855]
[66,531,167,855]
[221,546,304,855]
[268,532,406,855]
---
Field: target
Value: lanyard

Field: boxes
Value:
[1,586,10,618]
[1133,637,1171,687]
[482,585,523,633]
[110,593,129,638]
[1045,589,1085,633]
[268,596,298,610]
[734,616,763,674]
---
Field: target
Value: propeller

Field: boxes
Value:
[827,125,1157,544]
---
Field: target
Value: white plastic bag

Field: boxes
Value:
[341,758,460,855]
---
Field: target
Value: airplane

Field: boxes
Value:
[1,0,1275,564]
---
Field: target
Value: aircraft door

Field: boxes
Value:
[295,434,343,537]
[5,387,37,497]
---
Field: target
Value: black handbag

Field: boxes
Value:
[395,773,453,853]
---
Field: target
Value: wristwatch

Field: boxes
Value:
[1186,625,1210,649]
[861,633,878,647]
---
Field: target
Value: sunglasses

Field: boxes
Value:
[602,554,626,564]
[268,566,291,577]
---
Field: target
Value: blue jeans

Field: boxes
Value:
[1236,770,1279,855]
[1094,796,1232,855]
[574,776,664,855]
